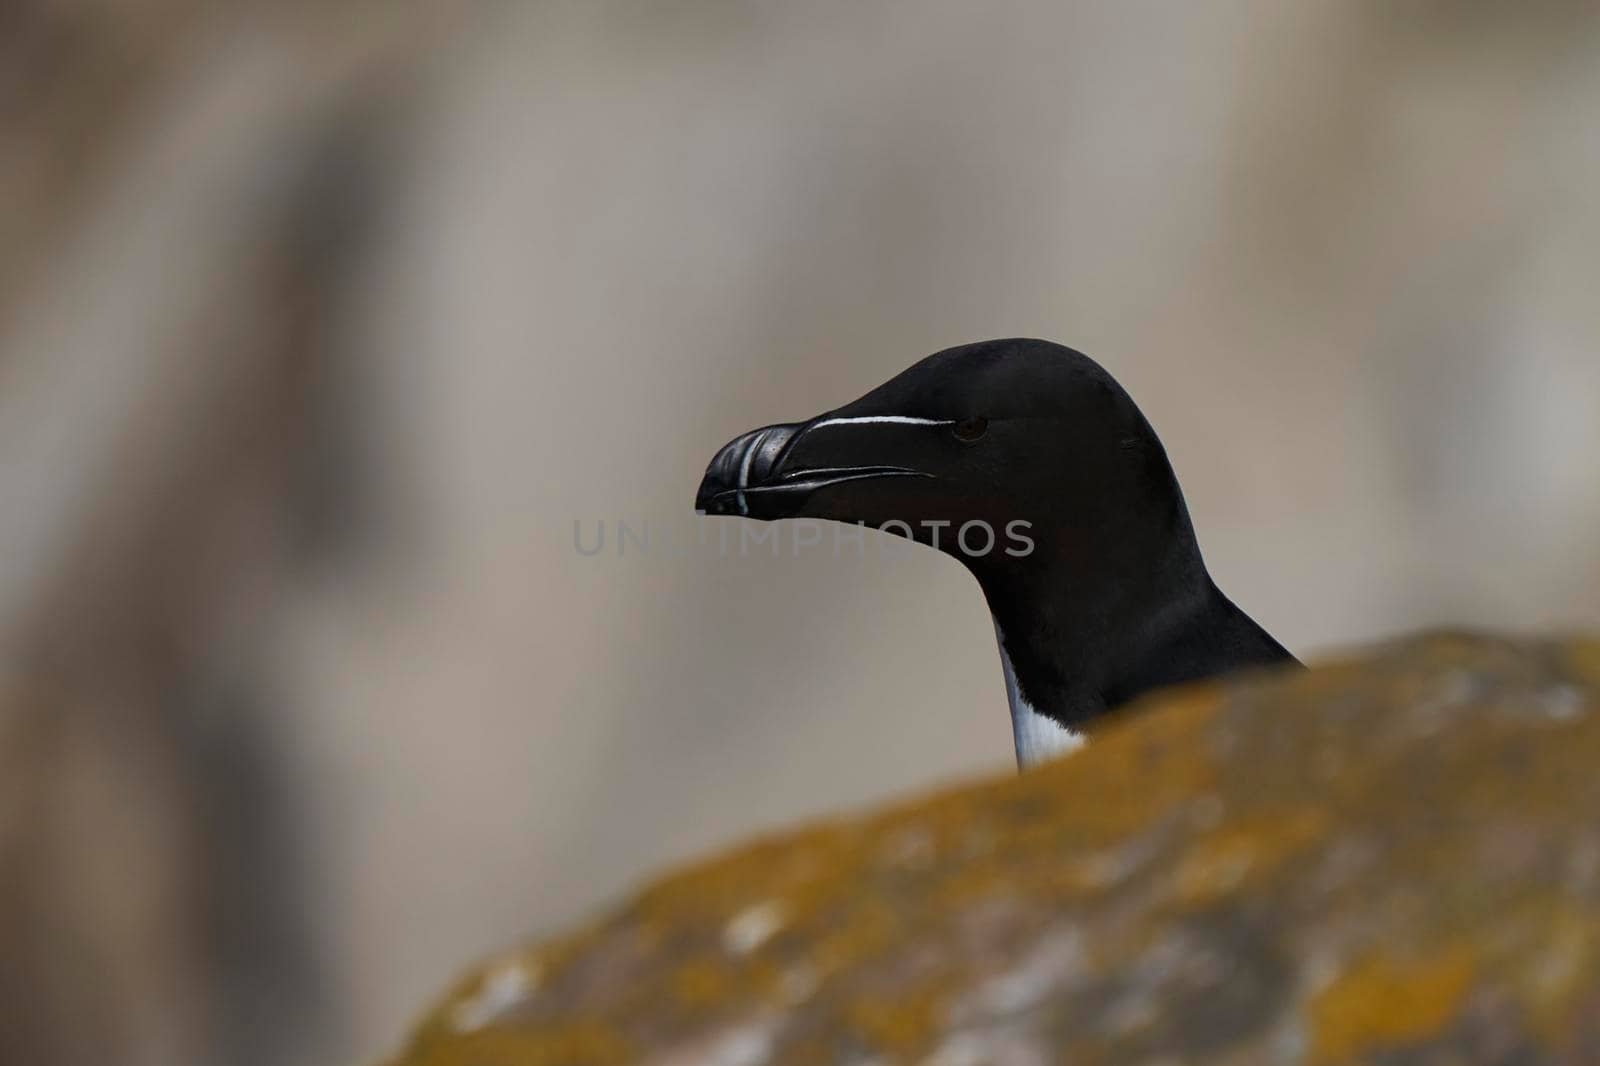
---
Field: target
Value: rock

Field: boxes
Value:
[385,633,1600,1065]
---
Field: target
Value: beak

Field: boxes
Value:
[695,420,931,519]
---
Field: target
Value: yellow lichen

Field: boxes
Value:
[1565,640,1600,690]
[402,1019,631,1066]
[668,958,735,1009]
[1309,946,1477,1062]
[841,976,959,1056]
[1500,901,1600,1040]
[1172,807,1331,907]
[381,635,1600,1066]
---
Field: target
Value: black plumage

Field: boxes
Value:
[696,338,1296,763]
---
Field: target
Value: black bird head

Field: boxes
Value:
[696,339,1183,580]
[695,338,1295,762]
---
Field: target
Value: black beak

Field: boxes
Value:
[695,420,931,519]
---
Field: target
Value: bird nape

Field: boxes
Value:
[694,338,1297,767]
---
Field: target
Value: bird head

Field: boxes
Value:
[694,338,1188,581]
[694,337,1294,760]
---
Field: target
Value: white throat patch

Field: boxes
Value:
[993,620,1085,768]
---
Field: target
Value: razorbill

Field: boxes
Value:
[694,338,1297,766]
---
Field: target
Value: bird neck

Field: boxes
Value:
[979,535,1200,719]
[991,615,1087,767]
[975,473,1295,752]
[984,558,1293,743]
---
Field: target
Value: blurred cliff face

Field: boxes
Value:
[2,3,1599,1066]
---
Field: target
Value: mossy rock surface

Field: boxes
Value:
[386,633,1600,1065]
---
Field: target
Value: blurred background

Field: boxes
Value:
[3,2,1599,1064]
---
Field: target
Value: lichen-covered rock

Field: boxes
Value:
[385,633,1600,1065]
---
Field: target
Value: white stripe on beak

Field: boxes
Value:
[735,427,768,516]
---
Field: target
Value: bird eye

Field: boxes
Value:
[952,416,988,442]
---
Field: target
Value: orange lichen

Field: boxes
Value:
[1309,946,1477,1062]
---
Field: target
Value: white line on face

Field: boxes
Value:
[809,415,954,429]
